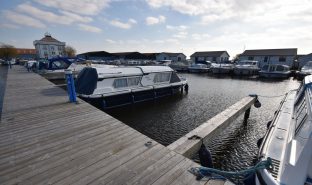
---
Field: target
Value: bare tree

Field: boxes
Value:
[0,44,17,60]
[65,45,76,57]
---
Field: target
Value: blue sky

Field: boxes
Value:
[1,0,312,58]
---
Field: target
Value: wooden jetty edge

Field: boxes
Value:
[0,66,229,185]
[168,96,256,158]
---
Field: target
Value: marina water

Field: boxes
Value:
[105,73,300,172]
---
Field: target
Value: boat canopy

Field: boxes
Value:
[44,57,85,70]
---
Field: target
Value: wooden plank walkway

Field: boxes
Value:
[0,66,226,185]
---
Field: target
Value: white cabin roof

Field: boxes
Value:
[137,66,173,73]
[94,66,173,78]
[96,67,142,78]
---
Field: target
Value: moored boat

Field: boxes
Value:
[256,75,312,185]
[211,63,234,74]
[297,61,312,80]
[259,64,290,78]
[75,66,188,109]
[233,60,260,76]
[188,63,210,73]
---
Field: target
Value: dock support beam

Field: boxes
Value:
[244,107,251,121]
[167,96,256,158]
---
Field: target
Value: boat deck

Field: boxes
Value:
[0,66,226,185]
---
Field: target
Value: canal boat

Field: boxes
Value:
[256,75,312,185]
[169,61,189,72]
[37,57,115,80]
[76,66,188,109]
[297,61,312,80]
[233,60,260,76]
[211,63,234,74]
[188,63,210,73]
[259,64,291,78]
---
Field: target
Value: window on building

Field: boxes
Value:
[248,56,254,60]
[154,72,171,83]
[212,57,216,61]
[178,57,181,61]
[52,51,56,55]
[279,56,286,62]
[164,57,167,60]
[264,56,269,62]
[51,46,55,51]
[43,45,47,50]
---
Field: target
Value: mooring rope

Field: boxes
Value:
[189,157,273,180]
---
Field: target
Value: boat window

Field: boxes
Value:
[51,60,69,69]
[262,65,269,71]
[295,95,308,135]
[113,78,128,88]
[276,65,284,71]
[127,77,141,86]
[154,72,171,83]
[170,72,181,83]
[269,65,275,72]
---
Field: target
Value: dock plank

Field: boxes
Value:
[0,66,221,185]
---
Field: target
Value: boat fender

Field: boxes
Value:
[267,121,272,129]
[184,84,189,93]
[198,142,214,168]
[249,94,261,108]
[257,137,263,148]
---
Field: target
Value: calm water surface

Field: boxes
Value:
[105,73,300,172]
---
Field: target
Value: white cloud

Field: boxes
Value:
[0,23,20,29]
[3,10,46,28]
[106,39,116,44]
[17,3,93,25]
[33,0,111,15]
[192,33,211,40]
[110,19,137,29]
[78,24,102,33]
[173,31,188,39]
[129,19,137,24]
[166,25,188,31]
[145,15,166,25]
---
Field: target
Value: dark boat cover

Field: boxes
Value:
[75,68,98,95]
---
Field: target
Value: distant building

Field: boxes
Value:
[156,52,186,62]
[298,53,312,69]
[239,48,297,68]
[33,33,66,59]
[190,51,230,64]
[112,52,150,60]
[16,48,37,60]
[77,51,116,60]
[142,53,158,60]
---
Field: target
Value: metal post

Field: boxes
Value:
[65,69,77,103]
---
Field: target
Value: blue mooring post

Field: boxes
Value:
[65,69,77,103]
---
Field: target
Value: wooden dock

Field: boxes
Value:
[0,66,228,184]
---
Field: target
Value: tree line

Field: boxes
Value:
[0,44,76,60]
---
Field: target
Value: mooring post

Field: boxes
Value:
[244,107,251,122]
[65,69,77,103]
